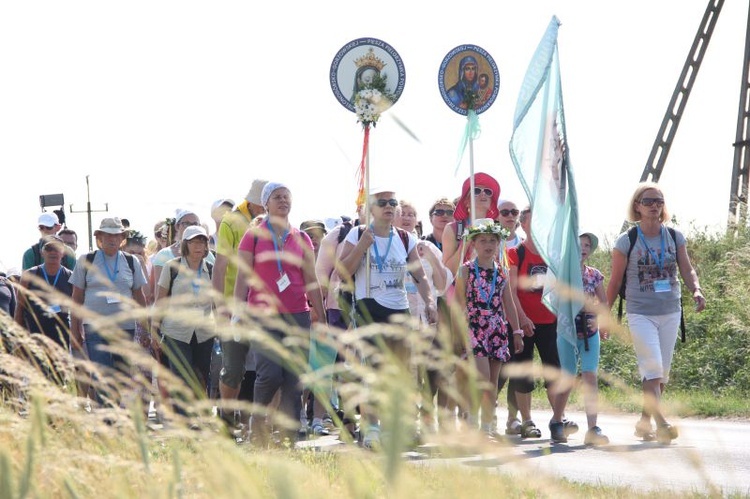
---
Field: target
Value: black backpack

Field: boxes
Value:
[617,226,685,342]
[85,250,135,278]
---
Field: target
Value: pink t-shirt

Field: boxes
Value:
[237,220,313,314]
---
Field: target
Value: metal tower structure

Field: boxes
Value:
[621,0,725,232]
[632,0,750,230]
[637,0,724,186]
[729,1,750,227]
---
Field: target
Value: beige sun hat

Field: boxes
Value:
[94,217,127,235]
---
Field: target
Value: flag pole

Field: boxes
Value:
[365,125,371,297]
[458,129,477,269]
[469,134,476,223]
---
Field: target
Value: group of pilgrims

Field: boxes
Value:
[4,172,706,450]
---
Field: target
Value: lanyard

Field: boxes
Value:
[637,226,666,271]
[371,224,394,273]
[269,223,289,276]
[473,258,497,307]
[40,266,61,287]
[102,252,120,282]
[192,264,203,296]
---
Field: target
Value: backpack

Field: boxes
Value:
[617,226,685,342]
[85,250,135,279]
[337,219,355,244]
[166,257,213,296]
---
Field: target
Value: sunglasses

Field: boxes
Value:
[474,187,493,197]
[431,209,455,217]
[639,197,665,207]
[375,199,399,208]
[499,209,520,217]
[179,220,200,227]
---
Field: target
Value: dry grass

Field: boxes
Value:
[0,262,730,498]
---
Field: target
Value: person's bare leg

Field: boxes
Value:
[642,377,666,426]
[581,371,598,429]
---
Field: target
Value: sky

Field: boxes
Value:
[0,1,745,272]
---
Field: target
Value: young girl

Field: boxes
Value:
[555,232,609,446]
[455,219,524,436]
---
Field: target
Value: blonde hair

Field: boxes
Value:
[399,199,417,217]
[626,182,670,223]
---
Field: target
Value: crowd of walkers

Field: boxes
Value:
[1,174,707,449]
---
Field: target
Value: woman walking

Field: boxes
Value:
[606,182,706,444]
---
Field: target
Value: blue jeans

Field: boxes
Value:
[83,324,135,405]
[84,324,135,371]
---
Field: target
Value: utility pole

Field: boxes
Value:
[69,175,109,252]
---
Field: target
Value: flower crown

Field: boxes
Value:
[464,218,511,240]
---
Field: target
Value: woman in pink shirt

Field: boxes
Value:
[234,182,325,444]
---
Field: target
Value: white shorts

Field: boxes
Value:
[627,312,681,382]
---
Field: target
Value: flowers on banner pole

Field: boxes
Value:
[461,88,480,112]
[354,73,395,128]
[463,218,511,241]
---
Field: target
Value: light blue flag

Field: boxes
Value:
[509,16,584,349]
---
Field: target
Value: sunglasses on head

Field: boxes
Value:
[375,198,399,208]
[431,209,455,217]
[499,209,519,217]
[639,197,664,207]
[474,187,493,197]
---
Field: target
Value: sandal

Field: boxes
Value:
[505,418,522,435]
[520,420,542,439]
[656,423,678,444]
[634,420,656,442]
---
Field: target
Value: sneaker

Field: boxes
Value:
[634,420,656,441]
[362,425,381,450]
[480,423,497,440]
[584,426,609,446]
[562,418,579,436]
[310,419,331,437]
[520,420,542,439]
[322,413,335,430]
[656,423,678,444]
[505,418,522,435]
[549,421,567,443]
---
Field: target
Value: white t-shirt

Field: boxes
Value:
[405,239,452,323]
[345,226,416,310]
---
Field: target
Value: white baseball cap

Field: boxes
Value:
[38,212,59,228]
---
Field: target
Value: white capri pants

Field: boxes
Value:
[627,312,681,382]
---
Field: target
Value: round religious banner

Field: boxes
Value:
[438,44,500,116]
[330,37,406,116]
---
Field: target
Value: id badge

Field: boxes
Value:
[106,295,121,304]
[653,279,671,293]
[276,273,291,293]
[48,304,62,314]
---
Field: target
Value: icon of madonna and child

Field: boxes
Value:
[446,54,494,110]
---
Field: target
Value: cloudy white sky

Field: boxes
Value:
[0,1,744,271]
